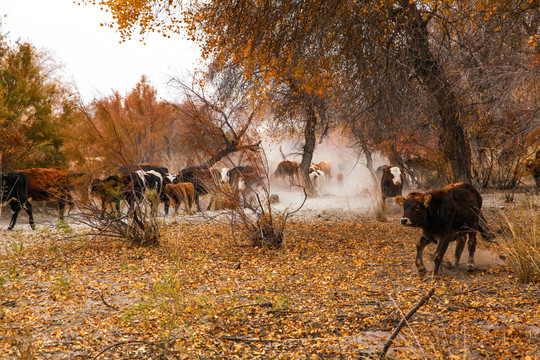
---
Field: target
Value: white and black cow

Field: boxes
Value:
[1,172,35,230]
[309,164,325,193]
[129,170,171,215]
[380,166,404,205]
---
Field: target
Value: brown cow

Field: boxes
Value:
[396,182,488,276]
[18,167,73,221]
[337,173,344,187]
[90,174,131,217]
[165,182,195,214]
[524,149,540,192]
[175,166,221,211]
[316,161,332,180]
[273,160,299,185]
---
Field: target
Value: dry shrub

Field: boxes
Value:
[118,214,161,247]
[250,212,285,249]
[212,187,241,210]
[77,196,162,247]
[497,200,539,283]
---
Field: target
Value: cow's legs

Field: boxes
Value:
[99,199,106,218]
[22,200,35,230]
[453,236,466,268]
[186,192,194,213]
[163,198,170,216]
[415,235,432,274]
[433,236,451,275]
[466,232,477,272]
[58,200,66,221]
[195,193,204,212]
[171,198,179,215]
[7,200,22,231]
[206,195,215,211]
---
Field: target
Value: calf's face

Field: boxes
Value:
[388,166,402,185]
[395,193,431,227]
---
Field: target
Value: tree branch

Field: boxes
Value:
[379,287,436,358]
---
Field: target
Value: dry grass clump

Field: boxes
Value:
[250,212,285,248]
[495,199,539,283]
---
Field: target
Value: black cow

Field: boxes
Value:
[395,182,487,275]
[175,166,220,211]
[1,172,35,230]
[380,166,404,206]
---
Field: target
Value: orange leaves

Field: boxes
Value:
[2,207,540,358]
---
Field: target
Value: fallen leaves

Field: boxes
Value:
[0,214,539,358]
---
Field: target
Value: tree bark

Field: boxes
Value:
[404,2,472,183]
[299,102,317,196]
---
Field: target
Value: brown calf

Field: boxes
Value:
[396,182,487,276]
[165,182,195,214]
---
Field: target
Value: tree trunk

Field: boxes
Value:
[405,3,472,183]
[362,143,379,190]
[299,102,317,196]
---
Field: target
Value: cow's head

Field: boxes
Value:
[385,166,403,185]
[395,192,432,227]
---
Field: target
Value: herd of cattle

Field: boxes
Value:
[1,153,539,276]
[0,164,270,231]
[0,160,338,232]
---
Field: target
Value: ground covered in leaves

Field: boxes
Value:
[1,206,539,359]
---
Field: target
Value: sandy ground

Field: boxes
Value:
[1,182,536,270]
[0,181,536,233]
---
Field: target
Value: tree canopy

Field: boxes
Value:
[84,0,539,185]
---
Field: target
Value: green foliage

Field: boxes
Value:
[55,220,73,234]
[0,26,77,170]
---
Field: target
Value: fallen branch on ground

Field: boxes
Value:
[379,287,436,358]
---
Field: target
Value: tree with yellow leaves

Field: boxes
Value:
[84,0,539,185]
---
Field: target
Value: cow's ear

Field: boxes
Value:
[423,194,432,207]
[395,195,405,206]
[383,167,390,173]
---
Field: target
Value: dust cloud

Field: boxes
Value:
[262,133,388,214]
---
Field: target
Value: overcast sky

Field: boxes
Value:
[2,0,201,102]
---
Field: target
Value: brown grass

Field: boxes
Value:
[495,199,540,283]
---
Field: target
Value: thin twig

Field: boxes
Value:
[100,293,120,311]
[217,303,259,315]
[220,335,280,343]
[379,288,436,358]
